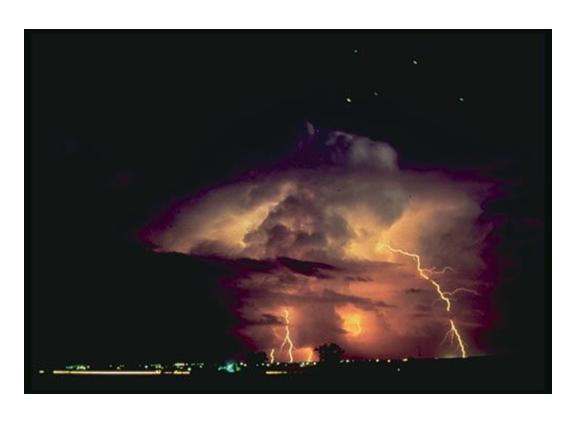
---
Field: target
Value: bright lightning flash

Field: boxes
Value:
[385,244,452,312]
[278,308,295,363]
[384,244,468,359]
[444,319,467,358]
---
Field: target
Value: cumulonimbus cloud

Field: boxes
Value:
[142,124,495,360]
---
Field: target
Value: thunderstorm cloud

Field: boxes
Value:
[143,124,494,360]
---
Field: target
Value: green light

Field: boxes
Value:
[218,362,240,373]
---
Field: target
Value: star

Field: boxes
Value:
[353,49,359,54]
[412,59,419,65]
[373,91,379,96]
[458,97,465,102]
[346,97,352,103]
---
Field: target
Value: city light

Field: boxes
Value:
[53,370,162,375]
[218,362,240,373]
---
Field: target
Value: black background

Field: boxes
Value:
[26,31,549,389]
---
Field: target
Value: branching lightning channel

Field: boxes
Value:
[385,244,452,312]
[278,308,295,363]
[384,244,468,359]
[423,266,456,276]
[444,288,480,297]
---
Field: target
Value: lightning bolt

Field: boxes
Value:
[307,348,314,362]
[278,308,295,363]
[269,348,275,363]
[384,243,468,359]
[448,319,467,358]
[385,244,453,312]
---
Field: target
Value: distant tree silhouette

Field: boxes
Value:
[246,351,268,366]
[314,343,344,363]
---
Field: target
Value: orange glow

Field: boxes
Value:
[336,305,386,353]
[342,314,363,337]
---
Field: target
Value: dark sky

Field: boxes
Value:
[27,31,549,370]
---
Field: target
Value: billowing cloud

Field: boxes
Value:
[142,125,494,360]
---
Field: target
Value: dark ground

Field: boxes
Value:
[30,356,546,393]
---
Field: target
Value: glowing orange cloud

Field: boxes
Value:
[144,129,490,360]
[342,313,363,337]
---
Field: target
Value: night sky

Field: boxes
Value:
[28,31,548,377]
